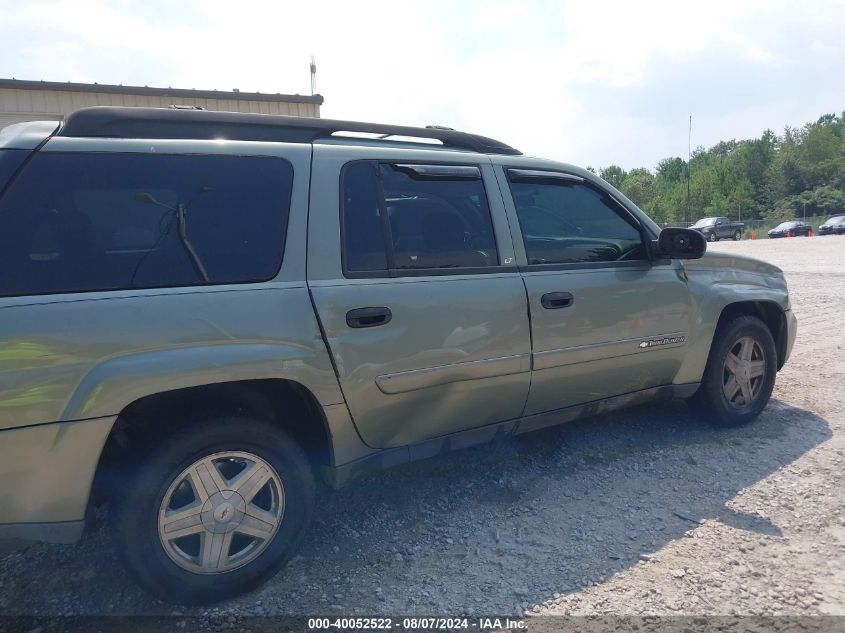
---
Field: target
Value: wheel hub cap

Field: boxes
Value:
[202,491,246,533]
[157,451,285,574]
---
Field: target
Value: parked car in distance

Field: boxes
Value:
[0,107,797,605]
[768,220,812,238]
[690,216,745,242]
[818,215,845,235]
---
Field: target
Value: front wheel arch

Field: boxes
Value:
[691,314,777,427]
[714,301,787,370]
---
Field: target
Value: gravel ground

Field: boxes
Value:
[1,235,843,620]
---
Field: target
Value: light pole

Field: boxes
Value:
[686,115,692,225]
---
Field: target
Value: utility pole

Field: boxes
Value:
[686,115,692,225]
[310,56,317,96]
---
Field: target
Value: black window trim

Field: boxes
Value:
[371,162,397,271]
[339,159,513,279]
[0,149,295,299]
[518,259,656,273]
[505,167,657,270]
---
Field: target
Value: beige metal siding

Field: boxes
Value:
[0,87,320,131]
[0,112,63,129]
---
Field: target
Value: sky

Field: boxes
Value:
[1,0,843,170]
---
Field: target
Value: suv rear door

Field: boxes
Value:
[308,145,531,450]
[495,164,694,427]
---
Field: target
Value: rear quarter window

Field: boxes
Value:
[0,149,29,193]
[0,151,294,297]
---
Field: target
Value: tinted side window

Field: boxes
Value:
[342,162,388,273]
[0,149,29,192]
[0,152,293,297]
[508,178,645,265]
[341,161,499,276]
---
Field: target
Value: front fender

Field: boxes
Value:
[675,257,790,385]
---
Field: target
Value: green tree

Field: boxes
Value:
[766,152,804,201]
[599,165,626,189]
[611,111,844,226]
[656,157,686,184]
[620,168,658,218]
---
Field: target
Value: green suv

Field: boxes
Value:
[0,107,796,604]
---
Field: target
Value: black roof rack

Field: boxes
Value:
[58,107,522,155]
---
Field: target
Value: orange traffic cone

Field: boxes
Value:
[751,232,756,240]
[809,228,813,237]
[787,231,791,238]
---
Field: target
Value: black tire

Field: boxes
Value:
[690,315,777,427]
[733,230,742,241]
[708,233,717,242]
[112,416,315,604]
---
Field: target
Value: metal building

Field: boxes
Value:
[0,78,323,131]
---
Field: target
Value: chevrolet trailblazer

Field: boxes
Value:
[0,107,796,604]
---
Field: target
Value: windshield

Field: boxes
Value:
[691,218,716,228]
[775,222,797,230]
[823,216,845,225]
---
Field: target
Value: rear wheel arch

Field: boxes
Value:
[113,414,315,604]
[91,379,333,512]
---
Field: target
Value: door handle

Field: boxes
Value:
[541,292,574,309]
[346,307,393,328]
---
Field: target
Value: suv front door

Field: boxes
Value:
[308,146,531,450]
[496,165,694,422]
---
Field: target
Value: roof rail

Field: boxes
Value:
[58,107,522,155]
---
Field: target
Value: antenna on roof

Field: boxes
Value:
[310,56,317,96]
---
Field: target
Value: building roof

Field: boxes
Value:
[0,78,324,105]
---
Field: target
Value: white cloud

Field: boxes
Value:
[1,0,843,168]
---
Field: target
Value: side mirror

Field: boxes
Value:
[654,227,706,260]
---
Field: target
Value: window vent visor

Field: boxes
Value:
[392,164,481,180]
[507,169,584,184]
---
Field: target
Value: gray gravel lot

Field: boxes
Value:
[1,235,843,618]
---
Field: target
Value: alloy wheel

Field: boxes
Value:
[722,336,767,410]
[157,451,284,574]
